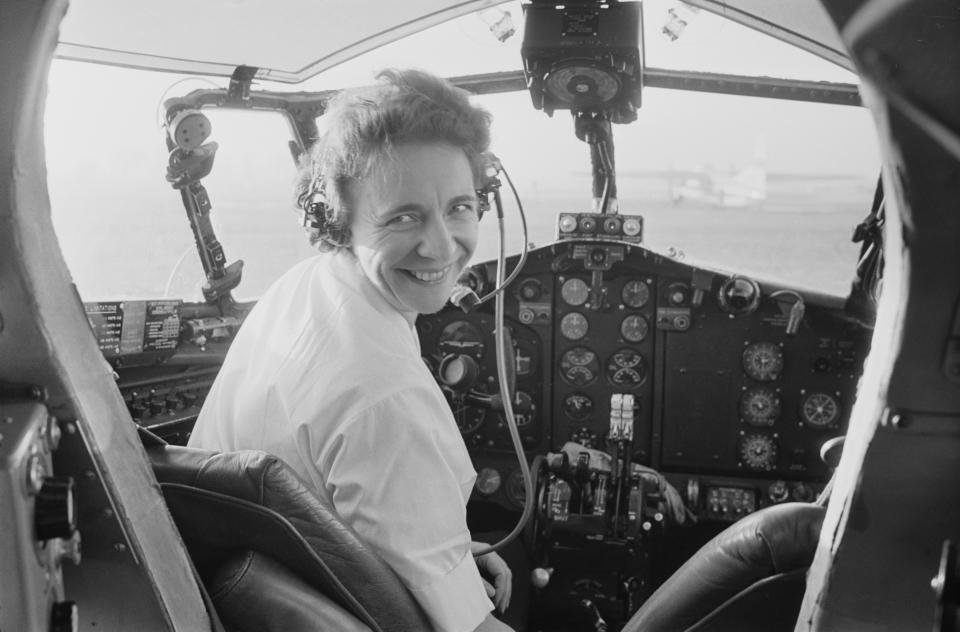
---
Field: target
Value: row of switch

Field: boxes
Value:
[124,388,207,420]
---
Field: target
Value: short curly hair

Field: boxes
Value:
[295,68,493,250]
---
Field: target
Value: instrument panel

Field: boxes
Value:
[416,239,870,517]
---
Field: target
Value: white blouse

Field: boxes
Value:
[189,249,492,632]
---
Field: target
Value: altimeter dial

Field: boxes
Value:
[740,387,782,427]
[739,434,778,471]
[800,392,840,429]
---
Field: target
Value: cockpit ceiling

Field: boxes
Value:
[55,0,850,83]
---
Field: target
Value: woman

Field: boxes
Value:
[188,69,514,632]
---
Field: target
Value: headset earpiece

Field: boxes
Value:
[298,166,344,247]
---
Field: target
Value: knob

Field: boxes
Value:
[129,402,147,419]
[35,476,77,541]
[531,567,553,588]
[768,480,789,503]
[54,531,82,566]
[148,399,166,416]
[667,282,689,306]
[518,278,543,301]
[181,391,198,407]
[44,416,62,451]
[792,483,813,502]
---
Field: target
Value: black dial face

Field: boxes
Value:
[560,347,600,386]
[563,393,593,421]
[438,320,485,359]
[620,314,649,343]
[801,392,841,428]
[497,391,534,427]
[607,349,646,387]
[560,312,589,341]
[451,398,486,435]
[561,278,590,306]
[739,434,778,471]
[742,342,784,381]
[740,386,782,427]
[621,280,650,308]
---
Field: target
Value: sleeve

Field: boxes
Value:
[318,387,494,632]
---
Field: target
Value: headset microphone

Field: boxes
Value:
[449,283,481,313]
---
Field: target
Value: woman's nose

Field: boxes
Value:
[417,216,457,261]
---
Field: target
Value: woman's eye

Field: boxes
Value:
[451,203,477,216]
[387,213,417,225]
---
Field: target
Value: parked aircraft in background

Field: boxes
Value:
[670,138,767,207]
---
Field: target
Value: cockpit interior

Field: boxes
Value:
[2,0,959,631]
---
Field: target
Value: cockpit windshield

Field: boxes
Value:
[46,0,879,301]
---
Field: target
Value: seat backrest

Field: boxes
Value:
[623,502,826,632]
[147,443,433,632]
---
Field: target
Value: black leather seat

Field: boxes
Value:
[145,438,433,632]
[623,502,825,632]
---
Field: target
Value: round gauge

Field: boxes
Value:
[560,312,589,340]
[740,387,782,427]
[498,392,534,427]
[452,401,486,435]
[560,347,599,386]
[620,314,649,343]
[438,354,479,389]
[621,280,650,308]
[544,65,621,107]
[563,393,594,420]
[801,392,841,428]
[475,467,502,496]
[607,349,646,387]
[561,278,590,306]
[439,320,484,358]
[739,434,778,471]
[505,469,527,507]
[742,342,785,381]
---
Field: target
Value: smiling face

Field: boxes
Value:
[348,142,480,319]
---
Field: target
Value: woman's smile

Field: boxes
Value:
[402,265,454,284]
[350,141,479,317]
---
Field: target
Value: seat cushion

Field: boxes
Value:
[210,550,372,632]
